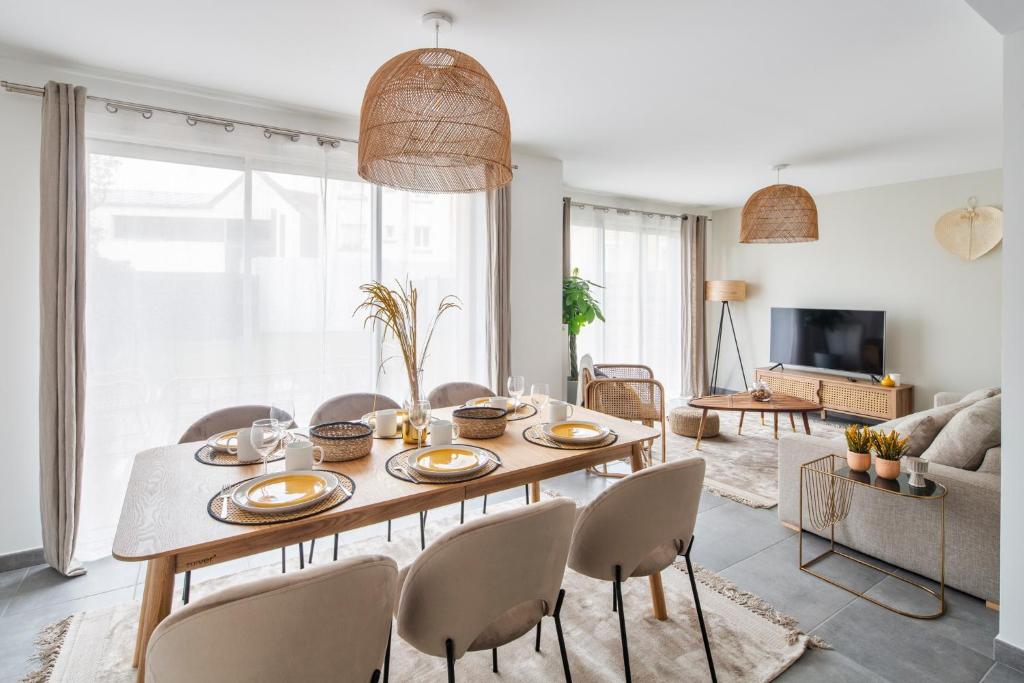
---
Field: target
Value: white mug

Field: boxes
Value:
[366,409,399,438]
[889,373,902,386]
[488,396,509,410]
[284,440,325,471]
[430,420,460,446]
[546,400,574,423]
[231,427,262,464]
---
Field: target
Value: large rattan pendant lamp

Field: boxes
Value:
[740,164,818,243]
[358,12,512,194]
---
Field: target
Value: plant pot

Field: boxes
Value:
[874,457,902,480]
[846,450,871,473]
[566,379,578,405]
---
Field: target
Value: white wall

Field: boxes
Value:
[998,25,1024,660]
[0,55,568,556]
[707,170,1003,412]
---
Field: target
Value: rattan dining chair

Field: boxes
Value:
[580,363,666,478]
[427,382,532,526]
[395,498,575,682]
[568,458,716,683]
[178,404,296,605]
[146,555,397,683]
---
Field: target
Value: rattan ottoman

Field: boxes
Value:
[669,407,719,438]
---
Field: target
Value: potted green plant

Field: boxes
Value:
[563,268,604,403]
[870,429,909,480]
[844,424,872,472]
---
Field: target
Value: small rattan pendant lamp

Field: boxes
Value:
[358,12,512,194]
[740,164,818,243]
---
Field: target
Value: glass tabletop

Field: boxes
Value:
[803,455,947,499]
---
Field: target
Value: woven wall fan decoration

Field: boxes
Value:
[740,164,818,243]
[358,14,512,193]
[934,197,1003,261]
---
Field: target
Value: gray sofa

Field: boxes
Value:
[777,389,1001,603]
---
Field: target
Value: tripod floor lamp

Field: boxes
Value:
[706,280,748,395]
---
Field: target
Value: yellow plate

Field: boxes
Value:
[549,422,604,439]
[244,473,329,509]
[466,397,513,409]
[207,429,238,451]
[412,447,483,474]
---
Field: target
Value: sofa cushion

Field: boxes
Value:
[922,395,1001,470]
[960,387,1001,404]
[874,402,966,456]
[976,447,1001,475]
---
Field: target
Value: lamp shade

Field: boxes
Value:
[358,47,512,194]
[705,280,747,302]
[740,184,818,243]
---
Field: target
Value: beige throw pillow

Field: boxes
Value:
[874,401,966,456]
[959,387,1001,404]
[976,447,1001,475]
[922,395,1001,470]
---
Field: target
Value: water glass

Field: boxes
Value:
[250,418,282,475]
[507,375,525,410]
[408,400,431,450]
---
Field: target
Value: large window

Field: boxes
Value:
[570,204,683,398]
[80,140,487,558]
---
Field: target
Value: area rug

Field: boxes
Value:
[665,411,845,509]
[27,499,825,682]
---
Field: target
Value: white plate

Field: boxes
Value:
[407,445,491,478]
[206,429,239,452]
[542,421,610,445]
[231,470,339,515]
[464,396,515,410]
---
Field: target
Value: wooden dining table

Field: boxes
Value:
[113,405,662,681]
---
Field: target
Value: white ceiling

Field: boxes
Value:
[0,0,1003,207]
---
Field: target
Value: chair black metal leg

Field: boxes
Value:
[445,638,455,683]
[615,566,631,683]
[612,581,617,612]
[370,670,380,683]
[553,589,572,683]
[525,485,530,505]
[684,540,717,683]
[383,622,391,683]
[308,538,315,564]
[492,647,498,673]
[387,519,392,542]
[298,542,305,569]
[281,547,287,573]
[419,511,427,550]
[460,501,465,524]
[182,570,191,604]
[483,494,488,514]
[333,533,339,561]
[535,620,542,651]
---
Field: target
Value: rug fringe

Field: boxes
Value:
[703,485,775,509]
[674,562,832,650]
[20,614,75,683]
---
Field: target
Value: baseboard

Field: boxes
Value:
[781,522,801,532]
[987,601,1001,612]
[995,637,1024,673]
[0,546,44,572]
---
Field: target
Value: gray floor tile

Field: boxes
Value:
[691,499,796,571]
[0,568,26,602]
[6,556,139,615]
[720,534,884,631]
[982,664,1024,683]
[811,597,995,683]
[775,647,889,682]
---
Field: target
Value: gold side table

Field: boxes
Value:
[799,454,946,619]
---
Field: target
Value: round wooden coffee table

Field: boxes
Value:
[686,392,820,449]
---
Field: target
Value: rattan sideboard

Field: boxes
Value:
[754,366,913,421]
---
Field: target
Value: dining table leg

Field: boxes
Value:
[631,442,668,621]
[694,409,708,450]
[737,410,745,435]
[802,412,811,435]
[134,555,175,681]
[530,481,541,504]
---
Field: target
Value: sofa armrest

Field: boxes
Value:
[777,432,845,526]
[934,392,963,408]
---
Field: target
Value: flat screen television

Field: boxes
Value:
[769,307,885,376]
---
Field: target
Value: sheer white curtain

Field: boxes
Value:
[80,108,487,557]
[569,204,683,397]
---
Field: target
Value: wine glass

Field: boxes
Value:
[251,418,282,475]
[408,400,431,450]
[269,400,295,445]
[507,375,525,411]
[530,383,550,413]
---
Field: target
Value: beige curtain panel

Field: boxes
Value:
[682,215,708,398]
[39,81,88,577]
[485,186,512,392]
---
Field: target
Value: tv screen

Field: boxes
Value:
[770,308,885,376]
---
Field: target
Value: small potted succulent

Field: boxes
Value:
[844,424,872,472]
[870,429,909,480]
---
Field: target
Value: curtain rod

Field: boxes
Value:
[569,200,709,222]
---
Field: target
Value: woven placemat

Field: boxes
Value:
[522,423,619,450]
[194,432,301,467]
[506,403,538,422]
[207,472,355,525]
[386,446,501,484]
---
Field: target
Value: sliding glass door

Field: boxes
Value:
[569,204,682,398]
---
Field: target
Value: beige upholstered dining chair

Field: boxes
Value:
[580,362,666,477]
[177,404,296,604]
[146,555,397,683]
[396,498,576,682]
[310,392,400,425]
[568,457,716,683]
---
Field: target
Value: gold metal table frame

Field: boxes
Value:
[798,454,946,619]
